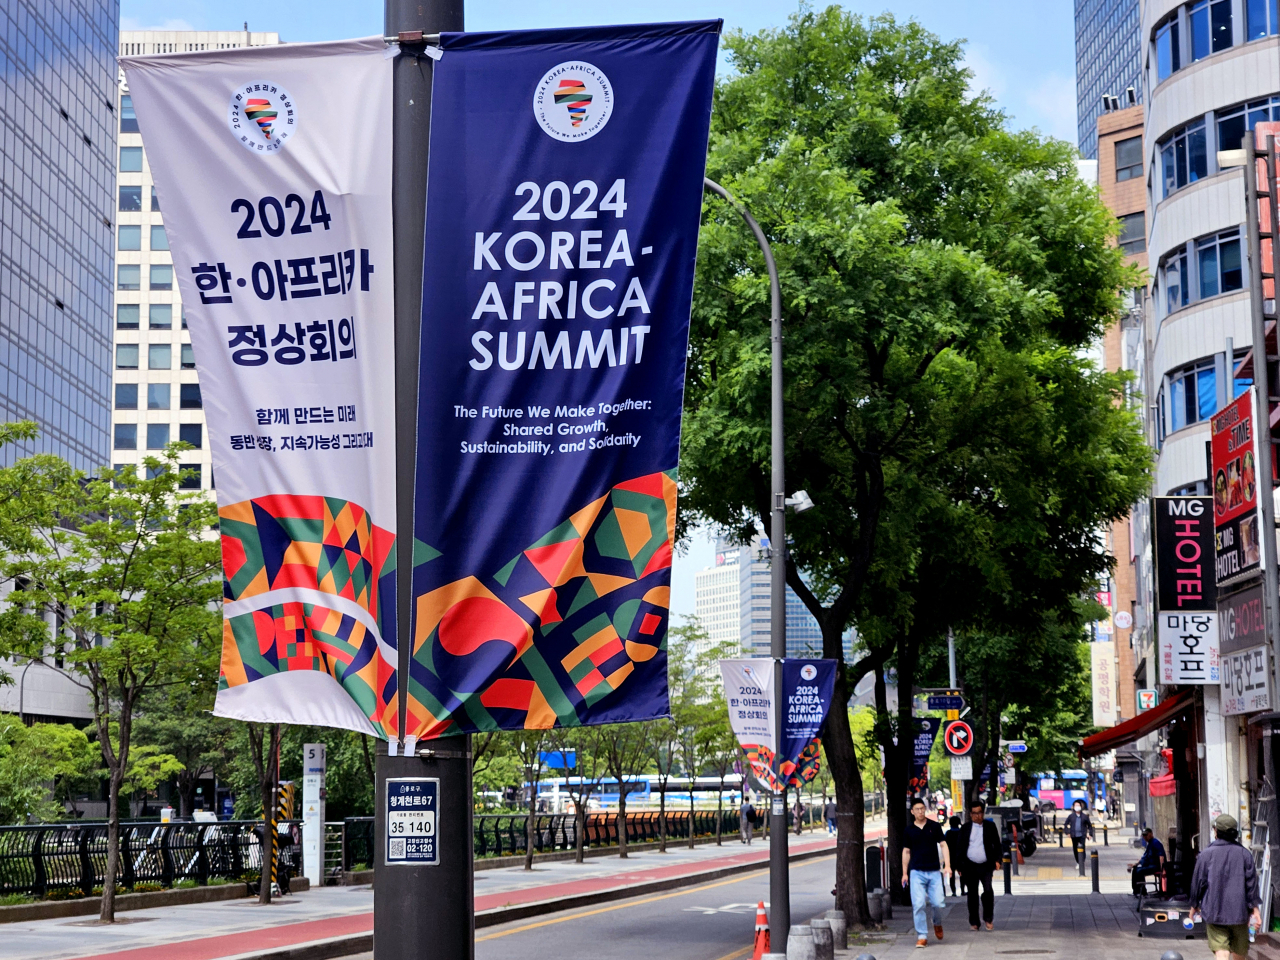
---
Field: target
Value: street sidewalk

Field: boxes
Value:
[12,826,867,960]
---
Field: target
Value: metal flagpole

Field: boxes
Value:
[702,177,789,947]
[377,2,468,959]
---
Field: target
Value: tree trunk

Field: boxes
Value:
[716,776,724,846]
[524,767,536,871]
[689,779,696,849]
[574,793,586,864]
[99,769,123,921]
[617,793,629,858]
[884,631,919,905]
[258,724,279,905]
[825,662,871,927]
[658,777,667,852]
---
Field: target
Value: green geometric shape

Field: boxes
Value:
[566,580,599,619]
[593,509,631,562]
[530,518,580,549]
[612,599,641,639]
[493,554,521,587]
[573,613,613,643]
[414,538,442,567]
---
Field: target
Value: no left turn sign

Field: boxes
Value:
[943,720,974,756]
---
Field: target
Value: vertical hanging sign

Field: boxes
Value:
[408,22,721,737]
[1152,496,1219,683]
[121,40,399,737]
[1212,389,1262,587]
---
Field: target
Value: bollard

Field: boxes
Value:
[1078,842,1086,877]
[854,955,878,960]
[1058,828,1064,848]
[1053,812,1057,831]
[1003,855,1012,895]
[1011,843,1019,876]
[1103,824,1108,846]
[1090,850,1099,893]
[824,910,847,951]
[764,954,788,960]
[809,919,834,960]
[786,926,815,960]
[1159,953,1184,960]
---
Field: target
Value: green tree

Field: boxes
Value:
[0,717,95,823]
[681,8,1148,924]
[600,722,649,858]
[545,725,608,862]
[0,445,219,920]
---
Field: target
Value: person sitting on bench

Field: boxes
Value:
[1131,828,1166,896]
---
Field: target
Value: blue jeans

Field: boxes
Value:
[910,869,946,938]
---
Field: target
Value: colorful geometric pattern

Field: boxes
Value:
[216,495,397,735]
[406,471,676,737]
[245,98,278,138]
[217,600,393,732]
[742,738,821,791]
[554,79,592,127]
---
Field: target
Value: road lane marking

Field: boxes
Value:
[477,855,835,942]
[707,947,753,960]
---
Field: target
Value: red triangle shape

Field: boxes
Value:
[614,473,664,497]
[523,539,579,585]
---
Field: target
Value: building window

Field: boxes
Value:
[181,344,196,369]
[148,344,172,369]
[113,423,137,450]
[116,344,139,369]
[1168,358,1218,432]
[147,384,170,410]
[146,424,170,450]
[151,186,160,211]
[120,94,139,133]
[181,305,187,329]
[150,225,168,251]
[150,264,173,290]
[178,464,202,490]
[118,264,141,291]
[179,424,203,448]
[116,304,140,329]
[119,186,141,211]
[1217,97,1280,152]
[1157,18,1181,82]
[118,225,141,250]
[149,304,172,329]
[1169,481,1210,496]
[1190,0,1234,61]
[1115,136,1142,181]
[1161,121,1208,198]
[1163,250,1189,313]
[1248,0,1279,38]
[1197,229,1244,298]
[115,384,138,410]
[119,146,143,172]
[1119,213,1146,254]
[180,384,203,409]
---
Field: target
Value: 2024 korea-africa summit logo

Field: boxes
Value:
[227,82,297,155]
[533,62,613,142]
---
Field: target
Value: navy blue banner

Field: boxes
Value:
[779,659,837,779]
[408,22,720,737]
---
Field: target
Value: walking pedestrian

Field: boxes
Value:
[1130,828,1166,897]
[1064,800,1093,865]
[944,816,965,897]
[902,798,950,949]
[1188,814,1260,960]
[739,795,755,845]
[825,798,838,836]
[793,797,804,835]
[957,800,1002,931]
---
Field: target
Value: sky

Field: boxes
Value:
[119,0,1078,619]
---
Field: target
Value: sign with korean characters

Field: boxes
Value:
[386,778,438,865]
[1211,390,1263,587]
[120,40,398,738]
[1221,646,1272,716]
[1091,641,1116,727]
[1158,613,1221,684]
[1153,496,1215,611]
[407,22,720,736]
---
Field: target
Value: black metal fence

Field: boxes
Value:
[0,820,300,899]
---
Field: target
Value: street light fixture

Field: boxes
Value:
[703,176,791,947]
[785,490,814,513]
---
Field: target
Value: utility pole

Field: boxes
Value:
[376,3,468,960]
[946,628,962,808]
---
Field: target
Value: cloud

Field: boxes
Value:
[1023,73,1078,143]
[120,17,197,31]
[963,45,1005,102]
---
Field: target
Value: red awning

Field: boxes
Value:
[1079,690,1195,758]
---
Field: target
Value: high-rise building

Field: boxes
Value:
[111,29,282,489]
[727,536,826,659]
[693,550,741,658]
[1075,0,1143,159]
[1,1,118,471]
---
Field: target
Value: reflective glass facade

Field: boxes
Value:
[0,1,117,471]
[1076,0,1143,159]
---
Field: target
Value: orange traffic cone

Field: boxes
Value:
[752,901,770,960]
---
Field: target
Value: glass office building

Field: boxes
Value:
[1075,0,1143,159]
[0,1,118,471]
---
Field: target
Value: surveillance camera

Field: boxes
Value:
[785,490,815,513]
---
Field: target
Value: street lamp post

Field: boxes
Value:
[703,177,789,947]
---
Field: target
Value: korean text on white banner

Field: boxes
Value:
[120,39,398,738]
[1153,496,1220,683]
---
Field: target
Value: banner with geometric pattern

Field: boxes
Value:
[409,22,720,736]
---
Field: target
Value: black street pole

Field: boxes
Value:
[703,177,789,948]
[376,3,467,960]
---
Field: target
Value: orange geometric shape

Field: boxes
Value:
[604,661,635,688]
[569,494,609,537]
[518,587,563,625]
[642,585,671,608]
[562,623,622,671]
[415,576,531,655]
[220,620,249,687]
[526,683,557,729]
[588,637,625,666]
[625,640,660,663]
[661,473,678,544]
[586,572,634,599]
[524,538,581,584]
[613,507,653,559]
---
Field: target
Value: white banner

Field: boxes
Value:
[1222,644,1271,715]
[719,659,774,751]
[1091,640,1116,727]
[121,39,397,737]
[1158,612,1221,684]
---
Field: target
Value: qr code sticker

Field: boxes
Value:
[389,838,406,859]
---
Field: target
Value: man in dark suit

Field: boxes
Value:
[956,800,1003,930]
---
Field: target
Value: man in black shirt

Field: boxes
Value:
[901,798,951,948]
